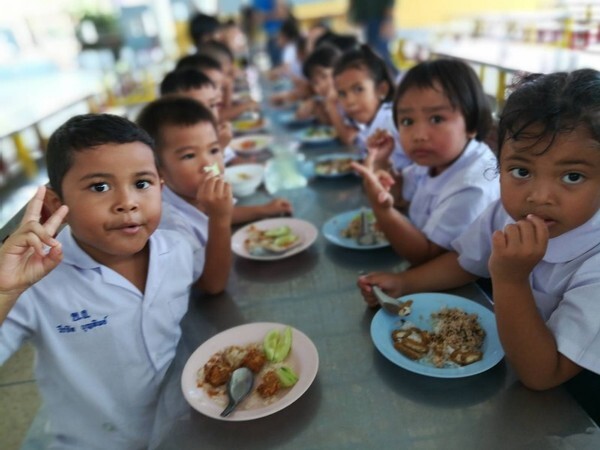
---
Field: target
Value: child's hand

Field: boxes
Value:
[263,198,293,217]
[218,122,233,149]
[488,214,549,284]
[0,186,68,295]
[357,272,403,308]
[195,172,233,221]
[295,99,315,120]
[366,129,395,168]
[351,153,395,209]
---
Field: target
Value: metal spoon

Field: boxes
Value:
[357,209,377,246]
[372,286,402,315]
[220,367,254,418]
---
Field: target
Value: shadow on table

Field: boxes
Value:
[157,376,323,450]
[233,248,320,283]
[371,348,507,408]
[324,244,406,273]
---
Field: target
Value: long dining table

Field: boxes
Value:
[153,86,599,449]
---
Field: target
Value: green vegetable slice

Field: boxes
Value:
[263,326,293,362]
[276,366,298,387]
[264,225,291,237]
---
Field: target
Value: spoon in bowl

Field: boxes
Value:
[372,286,402,315]
[220,367,254,418]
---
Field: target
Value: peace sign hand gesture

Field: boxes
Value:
[0,186,68,300]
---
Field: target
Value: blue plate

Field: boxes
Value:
[277,111,315,128]
[370,293,504,378]
[313,153,360,178]
[322,208,389,250]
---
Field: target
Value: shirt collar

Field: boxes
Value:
[544,207,600,263]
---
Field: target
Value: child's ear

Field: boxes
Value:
[44,187,67,223]
[377,81,390,101]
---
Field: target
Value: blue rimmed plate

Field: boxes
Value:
[296,126,337,145]
[370,293,504,378]
[322,209,389,250]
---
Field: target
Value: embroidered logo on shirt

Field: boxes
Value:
[56,309,109,334]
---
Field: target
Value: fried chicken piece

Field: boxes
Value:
[204,357,233,387]
[241,347,266,373]
[257,370,281,398]
[449,348,483,366]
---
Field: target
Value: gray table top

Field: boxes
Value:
[154,135,597,449]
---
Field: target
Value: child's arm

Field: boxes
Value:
[489,214,582,389]
[195,174,233,295]
[231,198,293,225]
[0,187,68,323]
[357,251,479,307]
[352,157,446,265]
[323,94,358,146]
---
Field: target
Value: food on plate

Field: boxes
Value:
[304,126,336,139]
[244,225,301,256]
[340,210,386,246]
[391,307,485,367]
[315,157,355,176]
[263,326,292,362]
[196,327,299,409]
[233,117,265,131]
[203,163,221,175]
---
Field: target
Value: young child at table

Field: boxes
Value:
[294,44,342,124]
[358,69,600,390]
[176,53,257,121]
[333,44,411,172]
[0,114,204,448]
[352,59,499,265]
[136,97,292,228]
[160,67,236,164]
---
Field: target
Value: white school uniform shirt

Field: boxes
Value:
[402,139,500,249]
[0,227,195,449]
[159,185,208,279]
[452,200,600,375]
[351,102,411,171]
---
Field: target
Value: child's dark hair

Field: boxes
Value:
[176,53,222,73]
[394,59,492,141]
[47,114,154,199]
[315,31,359,53]
[279,18,300,42]
[302,44,341,79]
[498,69,600,155]
[333,44,395,102]
[160,68,215,96]
[199,40,234,65]
[136,97,217,165]
[189,13,220,47]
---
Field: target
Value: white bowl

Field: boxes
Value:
[230,134,273,155]
[224,164,265,197]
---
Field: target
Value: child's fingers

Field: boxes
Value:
[526,214,550,244]
[21,186,47,225]
[42,205,68,238]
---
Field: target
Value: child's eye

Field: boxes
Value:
[398,117,413,127]
[337,90,346,99]
[210,147,221,155]
[352,85,364,94]
[135,180,151,189]
[181,153,195,160]
[562,172,585,184]
[509,167,530,179]
[430,115,443,124]
[89,183,109,193]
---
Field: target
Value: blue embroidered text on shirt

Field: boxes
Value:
[55,312,109,334]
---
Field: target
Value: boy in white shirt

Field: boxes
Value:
[0,114,203,448]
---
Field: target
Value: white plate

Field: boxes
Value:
[232,118,269,134]
[230,134,274,155]
[181,322,319,421]
[232,218,318,261]
[370,293,504,378]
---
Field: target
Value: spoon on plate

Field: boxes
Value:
[372,286,403,315]
[221,367,254,418]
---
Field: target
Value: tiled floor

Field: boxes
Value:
[0,343,41,450]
